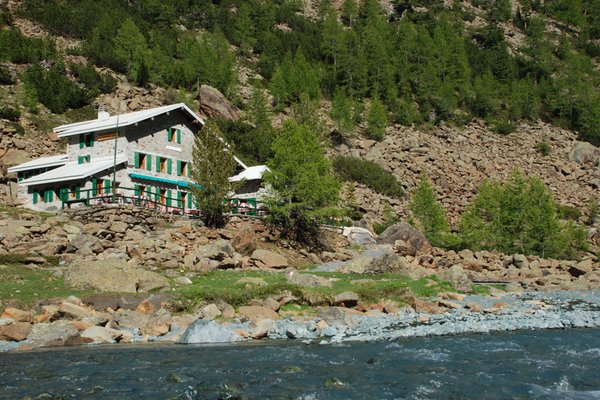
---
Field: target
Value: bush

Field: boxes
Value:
[535,140,551,156]
[0,106,20,121]
[493,119,517,135]
[333,156,404,199]
[0,29,56,64]
[557,205,583,221]
[459,170,587,259]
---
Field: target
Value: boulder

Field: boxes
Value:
[195,240,235,261]
[251,319,276,338]
[438,265,472,292]
[174,276,193,285]
[58,302,95,320]
[237,306,279,323]
[569,141,600,165]
[231,225,257,256]
[201,304,222,321]
[81,326,124,344]
[109,221,128,233]
[333,291,359,307]
[199,84,240,121]
[317,307,359,328]
[378,223,431,256]
[286,271,332,288]
[64,259,169,293]
[1,307,32,323]
[178,320,244,344]
[251,249,288,269]
[0,321,32,342]
[21,320,86,349]
[342,226,376,245]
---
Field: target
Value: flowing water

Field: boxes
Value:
[1,329,600,399]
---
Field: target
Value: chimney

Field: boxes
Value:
[98,105,110,120]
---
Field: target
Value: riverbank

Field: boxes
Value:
[3,287,600,353]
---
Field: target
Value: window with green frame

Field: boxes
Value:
[167,127,182,144]
[79,133,95,148]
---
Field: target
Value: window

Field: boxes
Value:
[177,161,188,177]
[135,153,147,169]
[79,133,94,148]
[96,180,104,195]
[160,157,167,173]
[168,128,181,144]
[78,155,91,164]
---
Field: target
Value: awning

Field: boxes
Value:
[129,173,203,189]
[20,154,127,186]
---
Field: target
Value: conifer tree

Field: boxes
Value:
[190,121,237,228]
[366,94,387,141]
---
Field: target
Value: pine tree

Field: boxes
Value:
[342,0,358,27]
[331,87,355,135]
[366,94,387,141]
[114,18,147,74]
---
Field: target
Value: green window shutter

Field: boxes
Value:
[33,192,38,204]
[167,127,172,142]
[176,129,181,144]
[176,160,182,176]
[134,152,140,168]
[145,187,152,198]
[167,159,172,175]
[18,174,23,182]
[177,191,183,207]
[156,156,161,173]
[79,134,84,149]
[90,134,94,147]
[104,179,111,192]
[146,155,152,171]
[78,156,83,164]
[134,184,140,196]
[155,187,161,201]
[166,190,172,207]
[187,192,192,209]
[76,186,80,200]
[91,178,97,196]
[59,188,68,201]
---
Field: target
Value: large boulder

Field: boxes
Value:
[438,265,472,292]
[194,239,235,261]
[20,320,86,349]
[178,320,245,344]
[378,223,431,256]
[251,249,288,269]
[237,306,279,323]
[199,85,240,121]
[286,271,332,288]
[64,259,169,293]
[231,224,258,256]
[0,321,32,342]
[569,141,600,165]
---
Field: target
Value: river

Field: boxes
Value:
[1,328,599,399]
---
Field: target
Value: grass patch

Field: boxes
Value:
[173,270,455,311]
[0,263,91,312]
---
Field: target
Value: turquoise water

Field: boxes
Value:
[1,329,600,399]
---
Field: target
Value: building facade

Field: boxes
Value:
[8,103,267,213]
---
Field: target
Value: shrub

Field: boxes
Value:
[69,62,116,94]
[0,106,20,121]
[493,119,517,135]
[557,204,582,221]
[535,140,551,156]
[459,170,587,259]
[333,156,403,199]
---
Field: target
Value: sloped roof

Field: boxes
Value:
[19,154,127,186]
[53,103,205,138]
[7,154,69,173]
[229,165,270,182]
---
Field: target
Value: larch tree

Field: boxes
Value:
[189,120,238,228]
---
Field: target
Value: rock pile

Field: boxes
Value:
[336,121,600,227]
